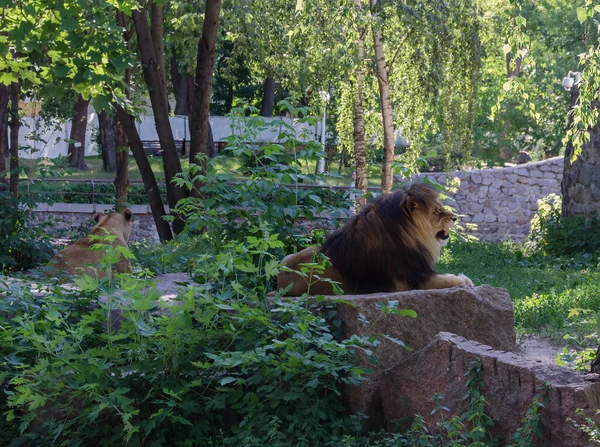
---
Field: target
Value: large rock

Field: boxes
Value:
[381,332,600,447]
[336,285,516,418]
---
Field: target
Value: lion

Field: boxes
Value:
[276,183,473,296]
[47,209,134,278]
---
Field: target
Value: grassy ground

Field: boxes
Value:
[437,238,600,345]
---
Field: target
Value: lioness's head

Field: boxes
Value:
[401,183,456,258]
[91,209,133,241]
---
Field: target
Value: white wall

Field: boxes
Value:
[12,113,322,160]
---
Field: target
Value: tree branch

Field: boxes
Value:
[388,28,414,75]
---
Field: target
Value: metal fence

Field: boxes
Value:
[20,178,381,206]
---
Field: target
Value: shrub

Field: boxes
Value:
[0,233,378,446]
[0,191,53,272]
[174,103,358,257]
[527,194,600,257]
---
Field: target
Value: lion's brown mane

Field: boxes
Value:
[321,183,444,293]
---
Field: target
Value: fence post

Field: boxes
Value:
[90,180,95,204]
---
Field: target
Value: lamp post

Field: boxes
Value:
[318,91,330,175]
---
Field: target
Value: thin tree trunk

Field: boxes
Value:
[8,82,20,196]
[499,52,522,162]
[115,11,131,209]
[114,103,173,242]
[189,0,222,173]
[99,111,118,172]
[170,54,189,116]
[132,4,186,234]
[354,2,368,207]
[225,84,234,114]
[0,82,8,190]
[370,0,395,194]
[150,3,167,93]
[67,94,90,170]
[115,116,129,208]
[260,76,276,117]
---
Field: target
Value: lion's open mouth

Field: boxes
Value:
[436,230,450,240]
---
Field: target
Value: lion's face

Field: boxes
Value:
[402,184,456,261]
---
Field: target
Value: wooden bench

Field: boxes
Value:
[141,140,227,157]
[142,140,187,157]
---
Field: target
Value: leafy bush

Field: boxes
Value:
[174,102,357,256]
[0,237,377,446]
[527,194,600,256]
[0,191,54,271]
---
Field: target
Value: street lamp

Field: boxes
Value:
[562,71,581,91]
[318,91,330,175]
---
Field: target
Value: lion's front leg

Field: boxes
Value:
[419,273,474,290]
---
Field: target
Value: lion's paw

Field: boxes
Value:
[457,274,474,287]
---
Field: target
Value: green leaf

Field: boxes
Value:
[577,7,588,23]
[0,72,17,85]
[220,377,237,386]
[309,194,322,204]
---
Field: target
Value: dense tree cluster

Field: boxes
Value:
[0,0,597,234]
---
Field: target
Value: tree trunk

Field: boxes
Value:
[114,103,173,242]
[354,2,368,207]
[115,115,129,208]
[150,3,167,95]
[499,52,522,162]
[260,76,276,117]
[115,10,131,209]
[370,0,395,194]
[225,84,234,114]
[170,54,189,116]
[67,94,90,170]
[562,84,600,218]
[8,82,20,196]
[132,5,186,234]
[99,111,118,172]
[189,0,222,172]
[0,82,8,190]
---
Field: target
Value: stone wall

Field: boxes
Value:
[412,157,564,242]
[31,204,160,243]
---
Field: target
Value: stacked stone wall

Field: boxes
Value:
[411,157,563,241]
[30,204,160,243]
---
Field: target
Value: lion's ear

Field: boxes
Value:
[92,212,104,223]
[123,208,133,222]
[404,196,419,213]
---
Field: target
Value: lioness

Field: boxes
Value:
[276,183,473,296]
[48,209,133,278]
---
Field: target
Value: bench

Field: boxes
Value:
[141,140,226,157]
[142,140,187,157]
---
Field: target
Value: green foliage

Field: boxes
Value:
[174,103,356,255]
[0,244,377,446]
[569,409,600,445]
[26,181,167,205]
[527,194,600,256]
[0,191,53,272]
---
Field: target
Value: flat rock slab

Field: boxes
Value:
[381,332,600,447]
[0,272,194,302]
[336,285,516,417]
